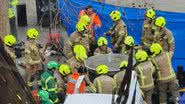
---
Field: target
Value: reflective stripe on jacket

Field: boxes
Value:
[135,61,155,91]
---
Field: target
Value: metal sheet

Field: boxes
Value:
[85,53,136,73]
[64,94,113,104]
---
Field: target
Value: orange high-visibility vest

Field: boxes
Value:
[66,72,86,94]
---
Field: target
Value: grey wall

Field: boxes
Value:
[104,0,185,13]
[19,0,37,26]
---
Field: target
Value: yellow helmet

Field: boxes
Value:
[27,28,39,39]
[119,61,128,69]
[145,9,156,19]
[124,36,134,46]
[110,10,121,21]
[97,37,108,47]
[4,35,16,46]
[150,43,163,55]
[59,64,71,76]
[135,50,148,62]
[75,52,88,62]
[11,0,19,6]
[79,15,91,26]
[96,64,109,75]
[76,22,87,32]
[73,44,86,54]
[155,17,166,27]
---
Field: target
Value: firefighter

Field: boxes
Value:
[67,44,87,73]
[113,60,128,94]
[64,22,90,58]
[104,10,127,53]
[78,5,101,42]
[93,64,115,94]
[94,37,112,55]
[24,28,44,89]
[67,45,96,93]
[134,50,155,104]
[152,17,175,58]
[41,61,59,103]
[38,90,54,104]
[121,35,135,54]
[9,0,19,38]
[66,68,87,94]
[47,61,62,90]
[58,64,72,91]
[3,35,17,63]
[141,9,156,47]
[150,43,179,104]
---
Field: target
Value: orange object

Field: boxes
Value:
[32,90,40,104]
[66,72,86,94]
[79,10,101,40]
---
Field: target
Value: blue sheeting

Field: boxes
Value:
[59,0,185,71]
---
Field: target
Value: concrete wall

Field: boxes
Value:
[19,0,37,26]
[97,0,185,13]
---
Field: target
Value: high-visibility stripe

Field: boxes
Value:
[67,40,73,46]
[97,78,102,93]
[42,87,47,90]
[143,42,151,47]
[89,84,96,93]
[67,52,73,56]
[48,88,57,92]
[45,76,53,89]
[113,75,117,85]
[144,24,149,28]
[45,76,57,92]
[27,81,33,87]
[138,66,145,86]
[54,97,59,103]
[118,31,125,35]
[169,38,174,43]
[49,99,54,104]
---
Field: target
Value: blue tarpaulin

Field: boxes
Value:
[59,0,185,71]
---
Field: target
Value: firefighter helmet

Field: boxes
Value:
[96,64,109,75]
[97,37,108,47]
[150,43,163,55]
[110,10,121,21]
[124,36,134,46]
[145,9,156,19]
[27,28,39,39]
[4,35,16,46]
[59,64,71,76]
[155,17,166,27]
[47,61,59,70]
[135,50,148,62]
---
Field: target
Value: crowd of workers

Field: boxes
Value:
[3,4,181,104]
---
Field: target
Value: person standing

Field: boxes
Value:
[150,43,179,104]
[9,0,19,39]
[24,28,43,89]
[141,9,156,48]
[104,10,127,53]
[152,17,175,58]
